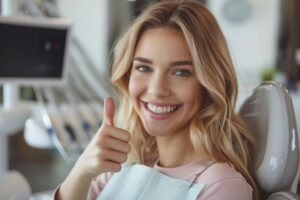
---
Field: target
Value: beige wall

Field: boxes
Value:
[57,0,130,75]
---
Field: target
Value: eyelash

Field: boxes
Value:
[173,69,192,77]
[135,65,192,77]
[136,65,152,73]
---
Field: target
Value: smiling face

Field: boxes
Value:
[128,27,202,138]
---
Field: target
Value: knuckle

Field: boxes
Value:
[114,164,121,172]
[97,136,108,147]
[126,132,131,141]
[121,154,127,162]
[98,126,110,136]
[122,130,131,142]
[125,144,131,153]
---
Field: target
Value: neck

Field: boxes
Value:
[156,133,200,168]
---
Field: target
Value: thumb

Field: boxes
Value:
[102,96,115,127]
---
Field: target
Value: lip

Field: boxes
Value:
[141,100,181,121]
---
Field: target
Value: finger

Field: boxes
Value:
[103,137,131,153]
[102,149,128,163]
[102,96,115,127]
[101,161,121,172]
[105,126,131,142]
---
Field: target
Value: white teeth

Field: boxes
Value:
[147,103,177,113]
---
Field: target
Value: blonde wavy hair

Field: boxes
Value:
[110,0,258,199]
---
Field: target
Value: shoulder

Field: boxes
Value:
[196,162,252,200]
[197,162,245,183]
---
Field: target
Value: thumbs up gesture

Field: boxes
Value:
[57,97,131,200]
[73,96,131,178]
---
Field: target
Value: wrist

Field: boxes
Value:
[59,168,94,200]
[70,164,96,182]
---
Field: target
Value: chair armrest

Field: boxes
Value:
[268,191,300,200]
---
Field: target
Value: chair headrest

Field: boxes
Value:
[239,81,299,193]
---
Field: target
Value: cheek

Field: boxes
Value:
[180,84,202,110]
[128,75,145,108]
[128,75,148,117]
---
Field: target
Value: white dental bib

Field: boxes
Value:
[97,164,205,200]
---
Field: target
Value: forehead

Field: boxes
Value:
[134,27,192,61]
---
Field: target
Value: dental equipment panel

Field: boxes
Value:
[0,15,72,174]
[0,16,71,85]
[0,15,106,162]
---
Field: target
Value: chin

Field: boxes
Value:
[143,125,171,137]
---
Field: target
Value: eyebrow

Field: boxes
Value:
[133,57,193,67]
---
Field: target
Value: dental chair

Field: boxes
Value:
[239,81,300,200]
[1,81,299,200]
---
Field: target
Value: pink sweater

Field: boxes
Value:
[88,160,253,200]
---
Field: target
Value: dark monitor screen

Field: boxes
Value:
[0,17,71,84]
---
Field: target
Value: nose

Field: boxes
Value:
[147,72,171,98]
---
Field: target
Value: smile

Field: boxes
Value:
[142,101,181,114]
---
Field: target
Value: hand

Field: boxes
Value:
[73,96,131,179]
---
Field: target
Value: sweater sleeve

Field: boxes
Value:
[197,177,252,200]
[87,172,113,200]
[52,172,113,200]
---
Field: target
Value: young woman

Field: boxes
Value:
[56,0,258,199]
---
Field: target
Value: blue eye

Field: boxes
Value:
[174,69,192,77]
[136,65,152,73]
